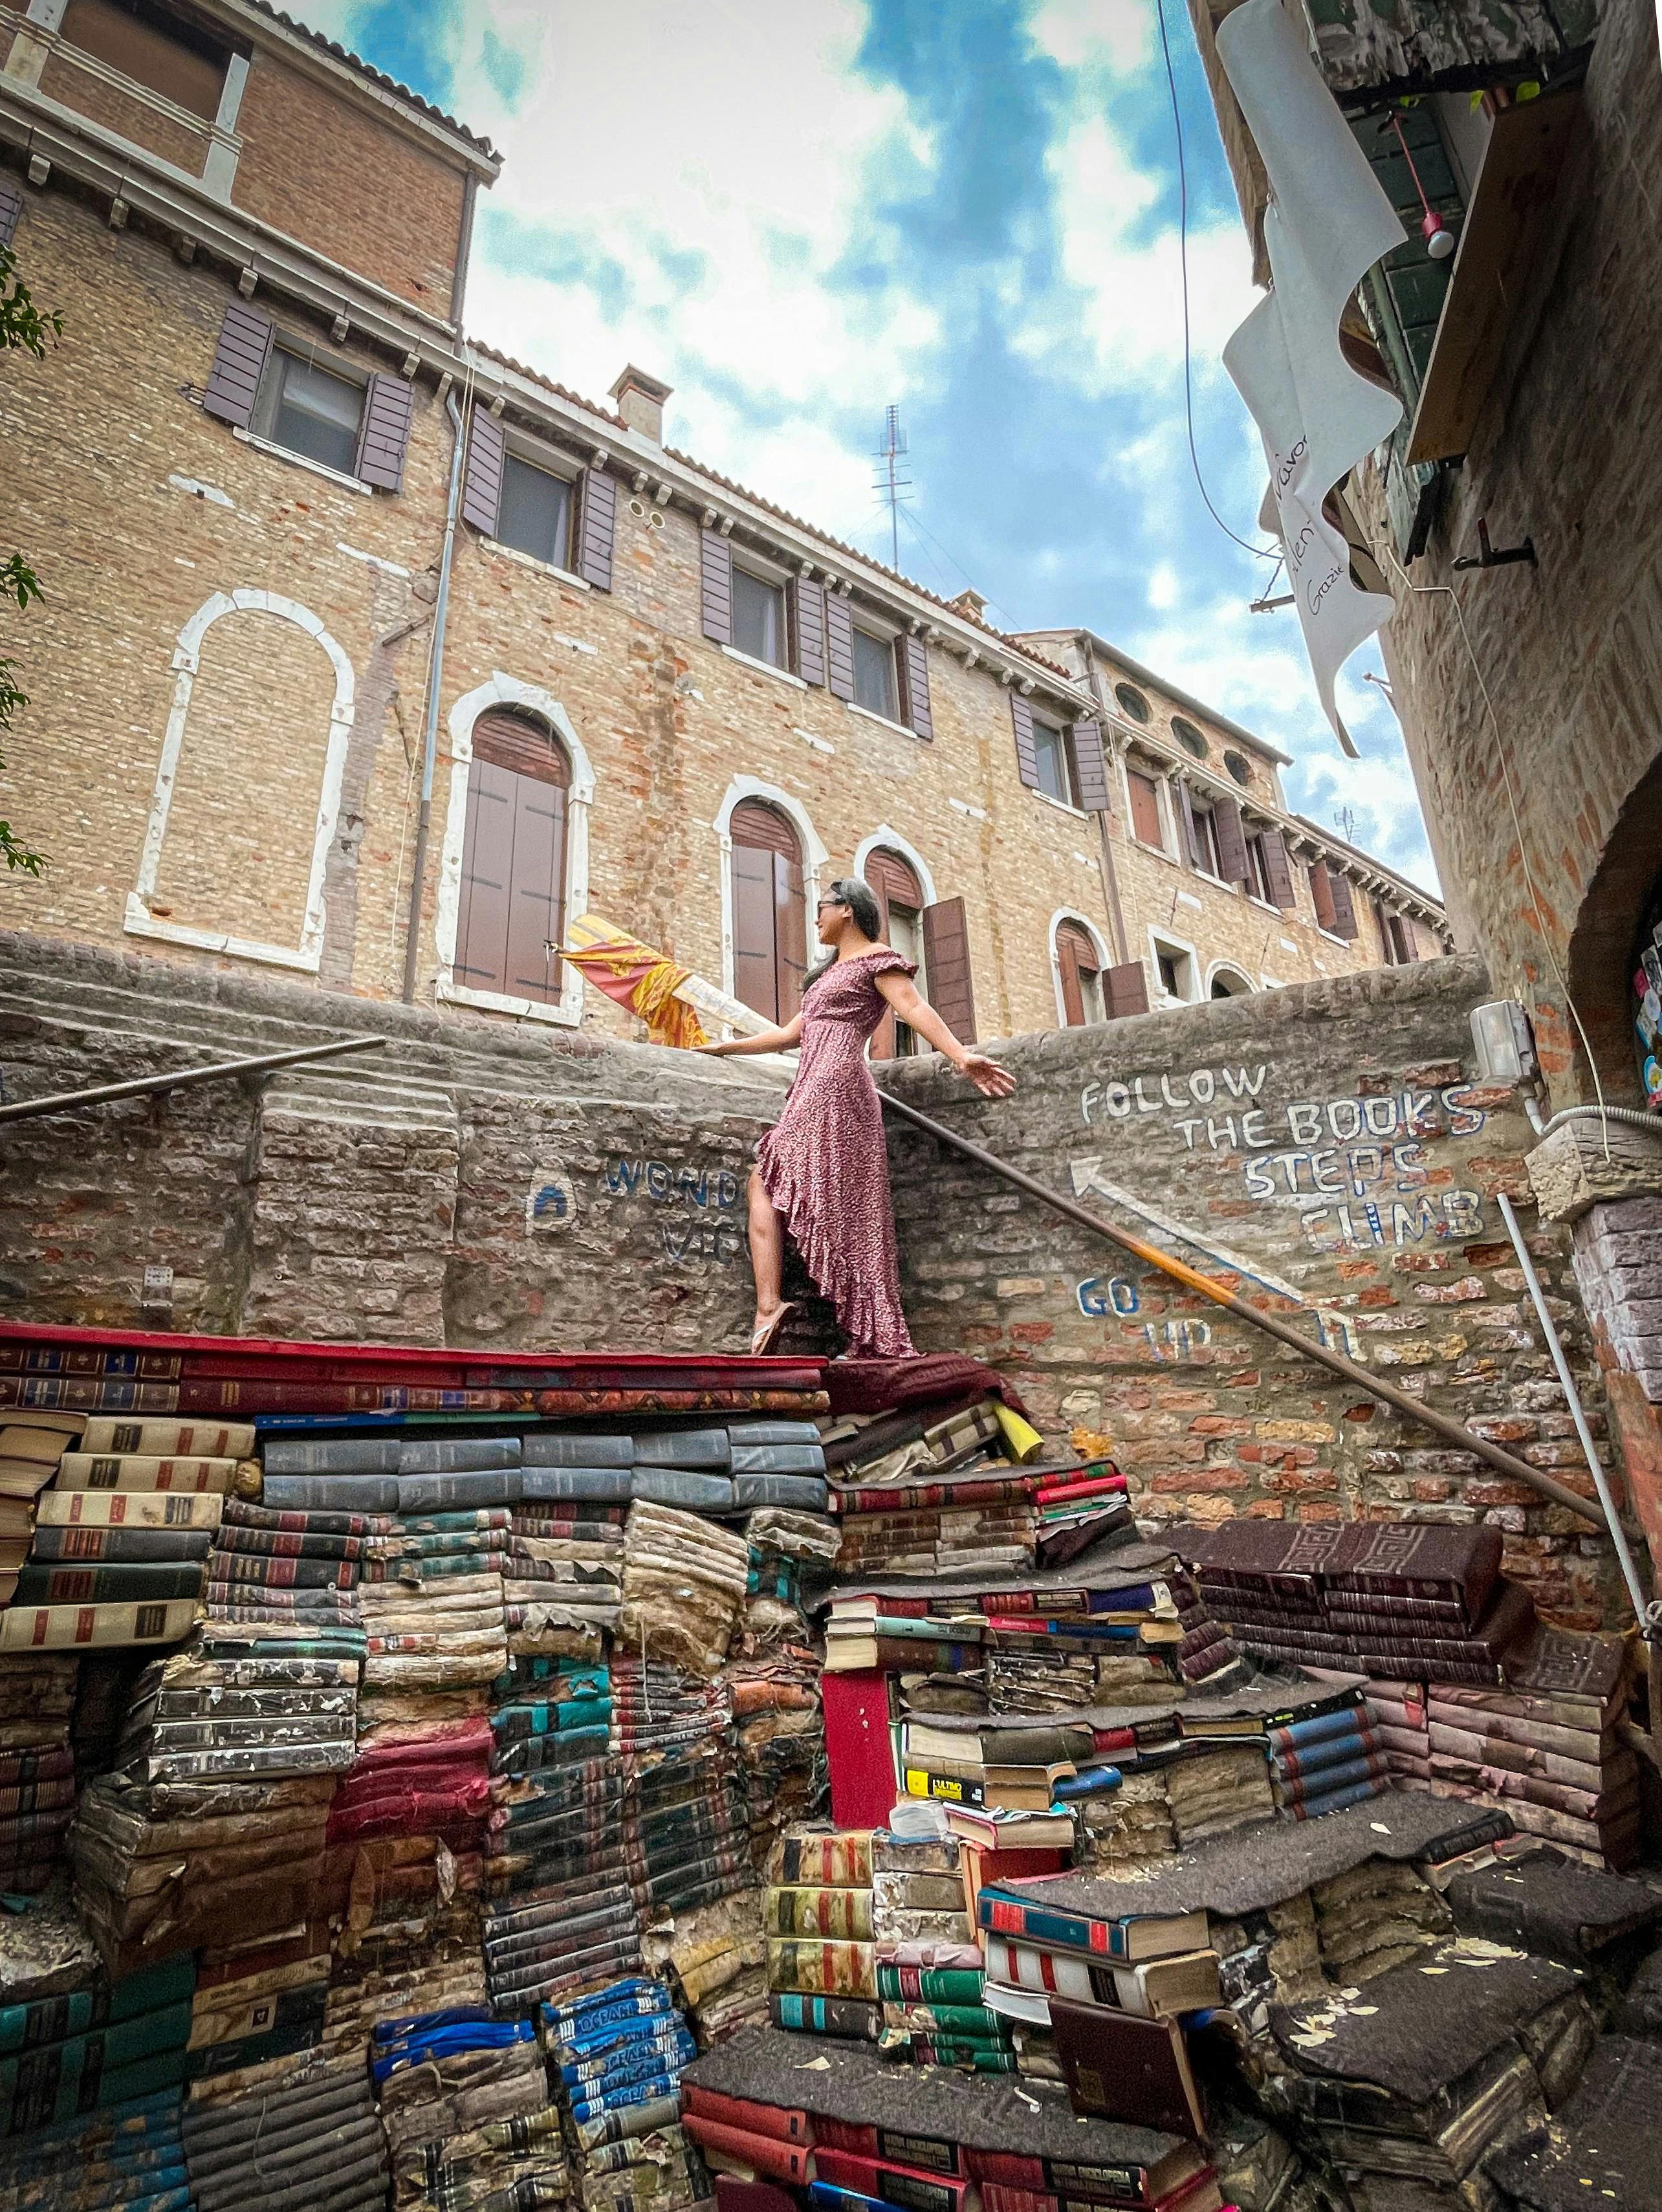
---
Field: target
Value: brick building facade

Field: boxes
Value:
[0,0,1443,1064]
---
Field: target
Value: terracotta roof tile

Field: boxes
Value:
[249,2,499,160]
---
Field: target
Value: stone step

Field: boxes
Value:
[260,1067,459,1133]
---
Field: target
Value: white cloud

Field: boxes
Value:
[1146,560,1179,610]
[1028,0,1155,81]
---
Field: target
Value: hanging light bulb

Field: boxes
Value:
[1388,110,1457,263]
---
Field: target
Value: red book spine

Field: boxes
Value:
[961,2156,1047,2191]
[682,2088,814,2146]
[681,2118,814,2184]
[1035,1476,1129,1506]
[812,2120,878,2158]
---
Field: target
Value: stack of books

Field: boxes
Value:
[184,1922,333,2085]
[180,2044,389,2212]
[0,1953,195,2139]
[373,2008,565,2212]
[0,1413,85,1606]
[0,1655,78,1893]
[204,1490,371,1639]
[899,1713,1097,1817]
[113,1636,358,1785]
[824,1592,983,1676]
[0,2083,191,2209]
[321,1887,488,2059]
[765,1828,879,2039]
[619,1500,751,1677]
[611,1652,752,1925]
[1360,1677,1432,1780]
[1265,1703,1389,1819]
[542,1977,704,2212]
[644,1886,770,2043]
[505,1490,625,1650]
[325,1712,492,1854]
[826,1401,1039,1577]
[1028,1456,1132,1561]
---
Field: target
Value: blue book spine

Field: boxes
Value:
[1278,1753,1387,1804]
[1285,1772,1392,1822]
[1051,1764,1122,1801]
[1271,1731,1378,1784]
[1269,1706,1368,1753]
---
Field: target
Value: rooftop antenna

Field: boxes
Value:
[1333,805,1358,844]
[873,404,911,569]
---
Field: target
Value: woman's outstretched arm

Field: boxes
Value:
[695,1014,804,1058]
[874,972,1016,1099]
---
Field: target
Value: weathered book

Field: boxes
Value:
[36,1489,223,1531]
[81,1419,255,1458]
[0,1599,197,1650]
[633,1429,732,1469]
[683,2082,815,2145]
[397,1436,525,1473]
[14,1562,204,1606]
[29,1525,215,1564]
[733,1474,831,1511]
[261,1476,400,1513]
[766,1889,875,1941]
[767,1942,876,1998]
[213,1526,365,1561]
[395,1470,525,1514]
[261,1438,402,1475]
[769,1994,879,2039]
[771,1832,874,1888]
[631,1469,734,1511]
[221,1496,385,1537]
[730,1444,827,1475]
[1329,1522,1503,1628]
[520,1434,636,1469]
[0,1955,194,2057]
[1050,2001,1205,2140]
[209,1553,357,1590]
[56,1454,237,1495]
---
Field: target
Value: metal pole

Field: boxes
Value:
[402,386,468,1004]
[0,1036,389,1126]
[1496,1191,1654,1625]
[877,1086,1611,1531]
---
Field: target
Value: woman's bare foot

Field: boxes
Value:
[749,1302,797,1356]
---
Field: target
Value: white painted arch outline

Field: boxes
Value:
[714,775,828,1011]
[850,826,938,910]
[1048,907,1112,1029]
[436,675,597,1027]
[1205,959,1259,998]
[126,589,355,972]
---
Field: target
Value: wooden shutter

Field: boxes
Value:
[866,849,925,1060]
[202,300,273,430]
[1103,960,1150,1019]
[824,591,855,701]
[353,373,414,492]
[922,897,976,1045]
[1128,770,1163,848]
[1212,793,1249,884]
[1010,694,1039,789]
[461,407,505,535]
[897,635,934,741]
[455,711,571,1005]
[1259,829,1296,909]
[0,176,23,249]
[1056,921,1099,1027]
[1309,858,1339,932]
[1326,867,1359,940]
[1070,719,1110,813]
[575,466,615,591]
[731,799,804,1024]
[788,576,827,686]
[701,529,734,644]
[1175,782,1203,870]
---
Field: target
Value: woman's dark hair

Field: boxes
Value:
[804,877,882,989]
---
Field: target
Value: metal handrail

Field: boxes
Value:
[0,1035,391,1125]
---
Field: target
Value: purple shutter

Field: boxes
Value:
[354,372,414,492]
[1176,782,1203,870]
[1260,829,1296,909]
[1326,867,1359,939]
[461,407,505,535]
[1070,718,1110,812]
[701,529,734,644]
[897,634,933,741]
[824,591,855,702]
[576,466,615,591]
[0,176,23,250]
[789,576,827,685]
[1103,961,1151,1019]
[1212,793,1250,883]
[202,300,273,430]
[1010,694,1039,789]
[922,897,976,1044]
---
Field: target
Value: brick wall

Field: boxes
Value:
[37,50,210,174]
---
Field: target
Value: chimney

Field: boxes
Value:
[609,364,673,444]
[950,586,988,622]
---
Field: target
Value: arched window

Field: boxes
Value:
[1209,965,1254,999]
[730,798,807,1024]
[1056,918,1106,1026]
[866,847,927,1058]
[454,707,571,1007]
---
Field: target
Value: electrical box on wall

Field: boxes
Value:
[1470,1000,1538,1084]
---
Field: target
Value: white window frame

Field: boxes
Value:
[435,673,596,1027]
[851,826,938,910]
[489,434,585,584]
[1205,961,1258,998]
[1049,909,1112,1029]
[728,553,791,673]
[714,774,827,1020]
[252,343,368,481]
[126,589,354,972]
[1148,927,1199,1006]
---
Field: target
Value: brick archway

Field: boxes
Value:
[1564,750,1662,1108]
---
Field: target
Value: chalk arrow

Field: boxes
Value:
[1067,1156,1313,1308]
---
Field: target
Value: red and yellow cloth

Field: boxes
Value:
[560,915,708,1049]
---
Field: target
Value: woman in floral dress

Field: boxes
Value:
[698,878,1016,1357]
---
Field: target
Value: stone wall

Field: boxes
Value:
[0,930,1628,1621]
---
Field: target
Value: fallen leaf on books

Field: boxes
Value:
[1369,1821,1392,1834]
[794,2057,832,2071]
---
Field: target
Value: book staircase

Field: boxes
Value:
[0,1322,1659,2209]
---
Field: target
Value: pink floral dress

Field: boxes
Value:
[756,950,917,1359]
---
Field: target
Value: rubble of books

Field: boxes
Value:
[0,1324,1659,2211]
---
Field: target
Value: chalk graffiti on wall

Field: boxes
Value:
[600,1155,744,1267]
[1077,1066,1494,1253]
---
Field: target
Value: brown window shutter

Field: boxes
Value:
[575,466,616,591]
[921,897,976,1045]
[202,300,273,430]
[1259,829,1296,909]
[824,591,855,701]
[1309,858,1339,932]
[788,576,827,685]
[0,176,23,249]
[1175,782,1203,871]
[1010,694,1039,789]
[454,710,572,1007]
[701,529,734,645]
[1128,769,1162,847]
[461,407,505,535]
[353,373,414,493]
[897,634,934,741]
[1070,719,1110,812]
[866,848,924,1060]
[730,799,805,1023]
[1326,867,1359,939]
[1103,960,1150,1019]
[1212,793,1249,884]
[1056,920,1099,1027]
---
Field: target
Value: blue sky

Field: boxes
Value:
[311,0,1435,888]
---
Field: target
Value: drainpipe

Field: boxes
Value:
[402,388,468,1005]
[1079,636,1132,967]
